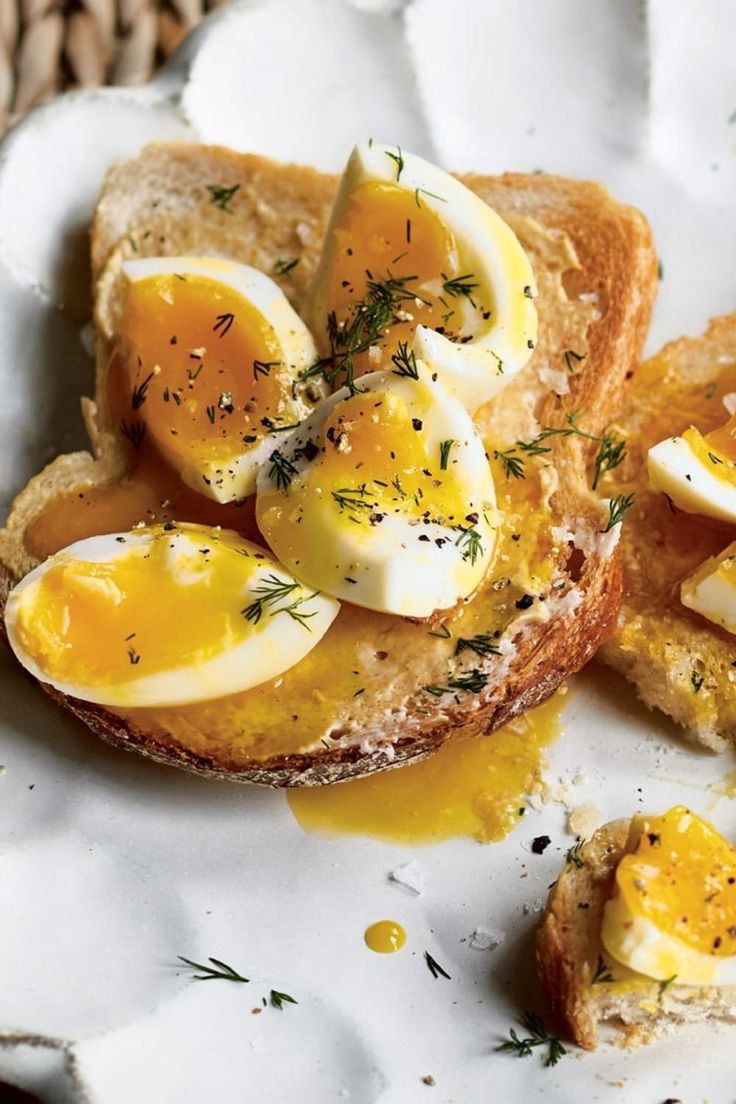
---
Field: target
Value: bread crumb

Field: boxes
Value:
[567,802,602,838]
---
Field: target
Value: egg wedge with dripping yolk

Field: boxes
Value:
[5,522,340,709]
[306,141,537,412]
[255,363,497,617]
[112,256,321,505]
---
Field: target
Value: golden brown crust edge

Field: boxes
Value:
[536,820,629,1050]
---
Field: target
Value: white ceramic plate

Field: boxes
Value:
[1,2,735,1100]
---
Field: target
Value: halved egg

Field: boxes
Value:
[306,141,537,412]
[113,257,321,504]
[255,363,498,617]
[681,539,736,635]
[648,415,736,522]
[602,806,736,986]
[5,522,340,708]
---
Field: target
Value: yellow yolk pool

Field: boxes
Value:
[364,920,407,953]
[288,693,564,845]
[324,180,488,375]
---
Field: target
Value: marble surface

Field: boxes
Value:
[1,1,735,1100]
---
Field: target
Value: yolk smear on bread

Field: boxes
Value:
[324,180,489,375]
[288,692,564,845]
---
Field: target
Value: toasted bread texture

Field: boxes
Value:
[600,313,736,750]
[537,817,736,1049]
[0,143,656,785]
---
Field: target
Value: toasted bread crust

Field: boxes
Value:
[0,144,655,784]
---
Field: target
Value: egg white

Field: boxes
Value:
[5,524,340,708]
[255,365,498,617]
[648,432,736,523]
[681,540,736,635]
[119,256,321,503]
[307,141,537,412]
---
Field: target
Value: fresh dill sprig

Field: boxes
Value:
[254,359,280,381]
[439,439,455,470]
[391,474,406,499]
[213,312,235,337]
[131,372,154,410]
[602,493,635,532]
[206,183,240,212]
[414,187,446,208]
[268,449,298,491]
[592,432,627,490]
[442,273,480,304]
[206,405,216,425]
[424,669,488,696]
[386,146,405,181]
[455,633,501,658]
[274,257,300,276]
[657,974,677,1002]
[428,623,452,640]
[301,273,428,395]
[494,448,526,480]
[242,574,319,631]
[494,411,627,490]
[120,419,146,450]
[391,340,420,379]
[454,525,484,566]
[424,951,451,980]
[448,669,488,693]
[691,670,705,694]
[591,955,614,984]
[331,485,373,514]
[270,989,298,1010]
[566,838,585,869]
[497,1011,566,1067]
[564,349,586,373]
[178,955,249,983]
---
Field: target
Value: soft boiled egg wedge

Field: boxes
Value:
[113,256,321,504]
[601,806,736,986]
[255,362,498,617]
[306,141,537,412]
[5,522,339,708]
[681,539,736,635]
[648,414,736,523]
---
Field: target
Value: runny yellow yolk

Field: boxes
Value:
[287,692,564,845]
[260,388,471,563]
[364,920,407,953]
[614,806,736,959]
[325,180,489,375]
[13,529,264,687]
[120,273,287,475]
[682,414,736,483]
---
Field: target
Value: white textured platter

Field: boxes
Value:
[1,2,735,1101]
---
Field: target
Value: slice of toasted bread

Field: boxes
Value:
[600,313,736,750]
[0,143,656,785]
[537,818,736,1049]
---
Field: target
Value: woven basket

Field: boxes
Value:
[0,0,231,135]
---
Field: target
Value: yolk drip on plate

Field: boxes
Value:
[364,920,407,954]
[287,692,564,845]
[324,180,488,375]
